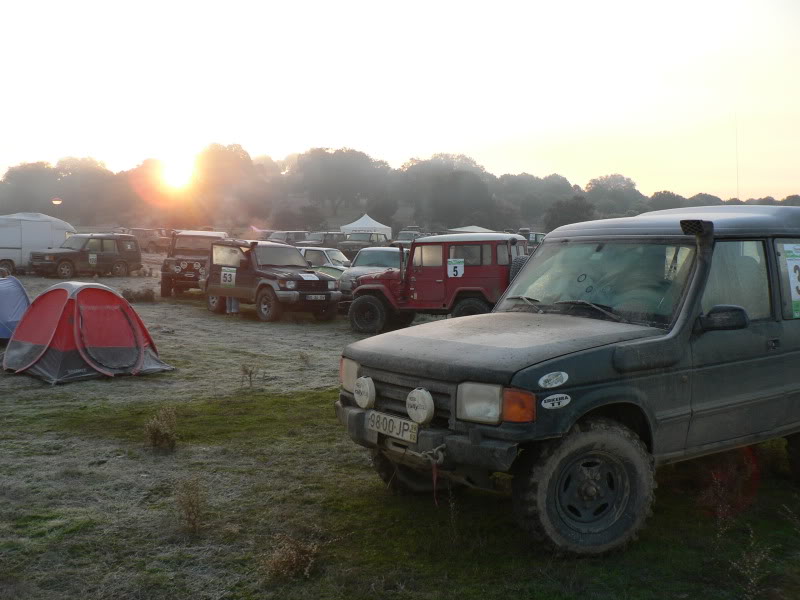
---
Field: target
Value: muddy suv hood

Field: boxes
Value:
[344,312,662,384]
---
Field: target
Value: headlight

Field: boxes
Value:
[199,267,206,275]
[339,357,359,393]
[286,280,297,290]
[456,382,503,424]
[44,255,54,261]
[173,265,182,273]
[328,280,336,290]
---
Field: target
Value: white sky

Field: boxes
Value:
[1,0,798,199]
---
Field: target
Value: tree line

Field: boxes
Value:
[1,144,798,233]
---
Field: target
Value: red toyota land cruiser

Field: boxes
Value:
[348,233,528,333]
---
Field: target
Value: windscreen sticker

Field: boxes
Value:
[299,273,319,280]
[448,258,465,278]
[88,253,97,266]
[221,267,236,287]
[783,244,800,318]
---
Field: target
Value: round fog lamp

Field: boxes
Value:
[406,388,435,424]
[180,261,188,269]
[194,262,201,269]
[353,376,376,409]
[173,265,181,273]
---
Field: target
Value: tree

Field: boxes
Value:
[649,191,685,211]
[0,162,61,215]
[585,174,647,216]
[782,195,800,206]
[686,193,722,207]
[543,195,596,232]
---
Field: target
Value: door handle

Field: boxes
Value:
[435,279,443,283]
[768,338,780,350]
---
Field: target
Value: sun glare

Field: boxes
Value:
[161,158,195,188]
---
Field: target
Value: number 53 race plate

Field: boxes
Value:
[365,410,418,442]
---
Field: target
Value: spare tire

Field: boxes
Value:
[510,255,530,282]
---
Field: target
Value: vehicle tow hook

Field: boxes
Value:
[421,444,446,506]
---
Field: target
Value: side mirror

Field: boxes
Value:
[697,305,750,332]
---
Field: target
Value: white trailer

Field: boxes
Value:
[0,213,76,273]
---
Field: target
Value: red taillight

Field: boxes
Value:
[502,388,536,422]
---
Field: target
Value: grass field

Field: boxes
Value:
[2,384,800,600]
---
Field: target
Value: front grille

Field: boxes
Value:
[359,365,454,428]
[30,253,45,260]
[297,279,327,291]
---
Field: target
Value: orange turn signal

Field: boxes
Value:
[502,388,536,423]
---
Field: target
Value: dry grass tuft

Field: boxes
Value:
[121,287,156,303]
[144,406,177,452]
[241,364,257,387]
[262,533,320,580]
[730,526,773,600]
[175,477,206,535]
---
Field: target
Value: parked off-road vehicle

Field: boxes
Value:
[348,233,527,333]
[160,230,227,296]
[129,228,173,253]
[267,231,310,245]
[204,240,341,321]
[29,233,142,278]
[339,232,392,258]
[336,205,800,555]
[393,229,425,249]
[297,231,348,248]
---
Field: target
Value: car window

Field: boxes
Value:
[305,250,327,266]
[774,239,800,319]
[449,244,492,266]
[213,245,245,267]
[413,244,443,267]
[102,239,117,252]
[61,236,86,250]
[352,250,400,268]
[120,240,137,252]
[86,239,102,252]
[255,246,308,267]
[701,241,770,320]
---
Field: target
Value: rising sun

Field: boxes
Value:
[161,158,195,188]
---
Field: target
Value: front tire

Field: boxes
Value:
[451,297,491,318]
[160,277,173,297]
[349,294,388,333]
[512,418,655,555]
[56,260,75,279]
[111,261,128,277]
[207,294,226,314]
[510,255,530,281]
[255,287,283,322]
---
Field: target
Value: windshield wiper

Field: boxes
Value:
[506,295,544,313]
[555,300,629,323]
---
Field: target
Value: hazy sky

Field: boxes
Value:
[2,0,798,199]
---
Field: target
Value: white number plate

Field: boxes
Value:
[306,294,326,300]
[366,410,418,442]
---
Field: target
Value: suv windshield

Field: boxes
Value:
[61,236,87,250]
[326,249,349,265]
[498,240,696,328]
[347,233,371,242]
[397,232,417,240]
[175,236,218,251]
[353,250,401,268]
[256,246,308,267]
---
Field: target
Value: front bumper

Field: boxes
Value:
[30,261,57,274]
[275,290,343,304]
[335,397,518,473]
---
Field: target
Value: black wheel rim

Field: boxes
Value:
[555,451,630,534]
[357,305,376,327]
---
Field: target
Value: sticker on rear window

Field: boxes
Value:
[783,244,800,318]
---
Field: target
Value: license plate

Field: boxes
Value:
[365,410,418,442]
[306,294,326,301]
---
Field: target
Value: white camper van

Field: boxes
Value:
[0,213,76,273]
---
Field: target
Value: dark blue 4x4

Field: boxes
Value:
[30,233,141,278]
[336,205,800,554]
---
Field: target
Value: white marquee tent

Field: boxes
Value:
[447,225,498,234]
[340,214,392,238]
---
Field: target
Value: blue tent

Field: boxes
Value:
[0,276,30,339]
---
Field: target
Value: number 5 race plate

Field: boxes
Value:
[365,410,418,442]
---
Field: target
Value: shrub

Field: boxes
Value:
[174,477,206,534]
[144,406,177,452]
[262,534,320,580]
